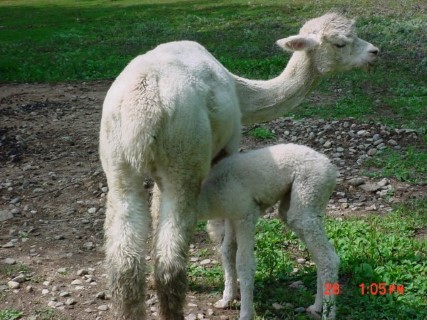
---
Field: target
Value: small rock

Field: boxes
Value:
[323,141,332,148]
[77,268,89,276]
[360,182,382,192]
[97,305,109,311]
[66,298,77,306]
[186,314,197,320]
[57,268,67,274]
[366,204,378,211]
[0,210,14,222]
[295,307,306,313]
[367,148,377,156]
[54,235,65,240]
[188,302,198,308]
[12,275,26,283]
[272,302,284,310]
[388,139,397,146]
[88,207,97,214]
[348,177,365,187]
[3,258,16,265]
[296,258,306,264]
[95,291,106,300]
[26,285,33,292]
[59,291,71,297]
[289,280,304,289]
[83,242,94,250]
[42,289,50,295]
[8,281,20,289]
[336,147,344,153]
[200,259,211,266]
[71,279,83,285]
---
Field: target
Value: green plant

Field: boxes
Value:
[362,147,427,183]
[0,309,23,320]
[248,127,276,140]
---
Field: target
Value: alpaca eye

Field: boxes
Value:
[334,43,346,48]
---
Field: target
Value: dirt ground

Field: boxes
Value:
[0,82,425,320]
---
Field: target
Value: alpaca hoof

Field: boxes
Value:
[214,299,230,309]
[306,305,322,320]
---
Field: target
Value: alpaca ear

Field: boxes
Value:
[276,35,319,52]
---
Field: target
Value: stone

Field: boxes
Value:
[296,258,306,264]
[8,281,20,289]
[348,177,365,186]
[66,298,77,305]
[12,275,26,283]
[360,182,382,193]
[88,207,97,214]
[0,210,14,222]
[77,269,89,276]
[59,291,71,297]
[289,280,304,289]
[97,305,109,311]
[367,148,377,156]
[272,302,284,310]
[323,140,332,148]
[3,258,16,265]
[71,279,83,285]
[2,242,15,248]
[200,259,211,266]
[295,307,307,314]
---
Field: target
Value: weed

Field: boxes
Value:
[362,147,427,183]
[0,310,23,320]
[248,127,276,140]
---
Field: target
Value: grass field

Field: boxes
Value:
[1,1,426,319]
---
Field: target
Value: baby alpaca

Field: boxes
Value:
[199,144,339,320]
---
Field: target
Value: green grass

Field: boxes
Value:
[0,309,23,320]
[0,0,425,130]
[249,127,277,140]
[362,147,427,184]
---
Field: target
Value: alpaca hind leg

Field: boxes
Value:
[215,220,238,309]
[104,167,150,320]
[154,168,209,320]
[234,217,257,320]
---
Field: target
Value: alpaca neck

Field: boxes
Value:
[233,51,321,125]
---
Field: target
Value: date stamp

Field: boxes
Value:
[324,282,341,296]
[323,282,405,296]
[359,283,405,295]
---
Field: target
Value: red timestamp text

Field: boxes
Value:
[324,282,341,296]
[359,283,405,295]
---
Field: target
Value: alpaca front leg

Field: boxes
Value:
[234,217,256,320]
[215,220,238,309]
[104,176,151,320]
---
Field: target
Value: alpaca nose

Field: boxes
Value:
[370,47,379,55]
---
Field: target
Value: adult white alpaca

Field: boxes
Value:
[199,143,338,320]
[99,12,378,320]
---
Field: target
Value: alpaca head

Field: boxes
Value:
[276,13,379,74]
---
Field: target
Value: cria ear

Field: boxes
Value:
[276,35,319,52]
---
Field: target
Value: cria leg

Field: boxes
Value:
[234,216,257,320]
[104,166,150,320]
[215,220,238,309]
[288,215,339,320]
